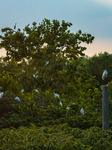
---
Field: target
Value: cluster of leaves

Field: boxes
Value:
[1,124,112,150]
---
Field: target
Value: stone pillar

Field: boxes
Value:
[102,85,109,130]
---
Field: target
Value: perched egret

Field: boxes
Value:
[66,107,70,110]
[33,74,36,78]
[21,89,24,93]
[15,96,20,101]
[46,61,49,65]
[0,92,4,98]
[65,62,67,65]
[34,67,36,70]
[60,101,62,106]
[35,89,39,93]
[54,93,59,98]
[102,69,108,80]
[80,108,84,115]
[22,70,25,73]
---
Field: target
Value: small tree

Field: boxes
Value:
[83,52,112,85]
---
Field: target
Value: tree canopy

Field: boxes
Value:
[0,19,94,61]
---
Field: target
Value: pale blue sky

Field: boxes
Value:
[0,0,112,56]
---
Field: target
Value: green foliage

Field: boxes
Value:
[0,124,112,150]
[83,52,112,86]
[0,19,106,149]
[0,18,94,61]
[0,83,102,129]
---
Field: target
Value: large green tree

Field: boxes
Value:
[0,19,102,129]
[0,19,95,92]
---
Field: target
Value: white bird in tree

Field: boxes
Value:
[102,69,108,80]
[80,108,84,115]
[60,101,62,106]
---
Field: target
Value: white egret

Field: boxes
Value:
[15,97,20,101]
[80,108,84,115]
[0,92,4,98]
[54,93,59,98]
[46,61,49,65]
[66,107,70,110]
[60,101,63,106]
[102,69,108,80]
[21,89,24,93]
[35,89,39,93]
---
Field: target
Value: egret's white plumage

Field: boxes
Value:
[102,69,108,80]
[54,93,59,98]
[66,107,70,110]
[15,96,20,101]
[0,92,4,98]
[80,108,84,115]
[60,101,62,106]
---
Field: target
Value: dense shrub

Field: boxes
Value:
[0,124,112,150]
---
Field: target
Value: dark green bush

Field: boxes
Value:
[0,124,112,150]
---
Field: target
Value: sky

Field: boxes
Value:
[0,0,112,57]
